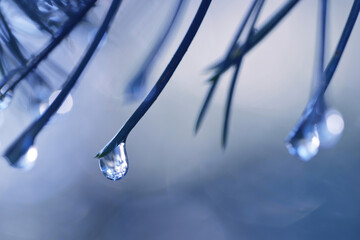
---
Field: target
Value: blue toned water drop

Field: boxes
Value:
[286,125,320,162]
[0,91,13,110]
[6,146,38,170]
[99,142,128,181]
[317,109,344,148]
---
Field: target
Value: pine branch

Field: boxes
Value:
[4,0,122,166]
[222,0,265,148]
[0,0,97,93]
[195,0,259,134]
[13,0,53,34]
[0,10,50,90]
[195,0,299,135]
[286,0,360,145]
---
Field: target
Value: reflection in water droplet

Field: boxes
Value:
[99,142,128,181]
[0,91,13,110]
[11,146,38,170]
[286,125,320,162]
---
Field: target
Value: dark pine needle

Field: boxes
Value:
[97,0,212,158]
[196,0,299,136]
[222,0,265,148]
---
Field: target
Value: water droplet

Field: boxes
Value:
[11,146,38,170]
[317,109,344,148]
[39,102,49,115]
[99,142,128,181]
[286,125,320,162]
[325,110,344,135]
[47,90,73,114]
[0,91,13,110]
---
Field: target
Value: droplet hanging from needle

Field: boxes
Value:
[99,141,128,181]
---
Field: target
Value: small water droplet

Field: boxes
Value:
[99,142,128,181]
[0,91,13,110]
[286,125,320,162]
[39,102,48,115]
[325,110,344,135]
[317,109,344,148]
[10,146,38,170]
[47,90,73,114]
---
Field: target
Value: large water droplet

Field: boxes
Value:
[10,146,38,170]
[286,125,320,162]
[99,142,128,181]
[0,90,13,110]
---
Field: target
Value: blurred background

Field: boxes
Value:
[0,0,359,239]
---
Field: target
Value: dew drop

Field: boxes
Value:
[286,125,320,162]
[47,90,73,114]
[99,142,128,181]
[0,91,13,110]
[317,109,344,148]
[325,110,344,135]
[10,146,38,170]
[39,102,49,115]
